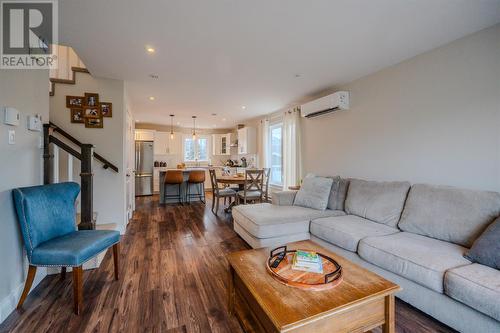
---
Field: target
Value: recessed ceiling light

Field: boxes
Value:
[146,46,155,53]
[241,106,246,110]
[222,118,226,121]
[149,96,155,101]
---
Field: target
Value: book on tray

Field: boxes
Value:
[292,250,323,274]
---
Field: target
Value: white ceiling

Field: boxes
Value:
[59,0,500,129]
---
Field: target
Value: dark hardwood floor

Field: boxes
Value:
[0,195,456,333]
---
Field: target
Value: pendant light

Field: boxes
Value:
[169,114,175,139]
[192,116,197,140]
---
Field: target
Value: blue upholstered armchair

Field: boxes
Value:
[12,182,120,315]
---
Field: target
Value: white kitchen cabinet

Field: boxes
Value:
[135,130,155,141]
[237,127,256,154]
[212,133,231,156]
[154,132,169,155]
[151,131,181,155]
[221,133,230,155]
[212,134,221,155]
[168,134,181,155]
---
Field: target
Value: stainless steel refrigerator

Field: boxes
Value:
[135,141,154,196]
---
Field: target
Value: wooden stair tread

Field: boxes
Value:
[49,66,90,96]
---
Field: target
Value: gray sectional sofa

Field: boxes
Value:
[232,178,500,333]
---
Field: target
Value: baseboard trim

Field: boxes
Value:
[0,267,47,324]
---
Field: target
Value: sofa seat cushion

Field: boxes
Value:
[310,215,399,252]
[445,264,500,321]
[345,179,410,227]
[232,203,345,239]
[31,230,120,267]
[399,184,500,247]
[358,232,471,293]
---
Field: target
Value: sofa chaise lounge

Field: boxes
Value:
[232,178,500,333]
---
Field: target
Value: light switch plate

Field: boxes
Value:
[8,130,15,144]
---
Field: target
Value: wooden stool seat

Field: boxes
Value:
[164,170,184,203]
[164,170,184,184]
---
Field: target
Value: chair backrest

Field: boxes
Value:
[188,170,205,183]
[263,168,271,200]
[164,170,184,184]
[244,169,264,193]
[12,182,80,259]
[209,169,219,195]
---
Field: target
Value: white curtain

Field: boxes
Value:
[282,107,302,189]
[259,118,269,168]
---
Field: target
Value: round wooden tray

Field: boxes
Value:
[265,246,343,291]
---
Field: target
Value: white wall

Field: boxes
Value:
[0,70,49,323]
[302,24,500,192]
[50,73,127,231]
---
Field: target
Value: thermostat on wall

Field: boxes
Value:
[28,114,42,132]
[4,107,20,126]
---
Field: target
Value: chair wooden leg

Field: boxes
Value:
[17,265,37,309]
[73,266,83,315]
[113,243,119,281]
[215,197,219,214]
[61,267,66,280]
[211,193,216,213]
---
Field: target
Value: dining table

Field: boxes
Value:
[216,174,246,212]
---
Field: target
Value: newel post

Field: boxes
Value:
[79,144,95,230]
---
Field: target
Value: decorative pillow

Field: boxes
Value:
[327,177,350,211]
[293,174,333,211]
[464,217,500,269]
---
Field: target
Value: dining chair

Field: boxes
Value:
[12,182,120,315]
[209,169,236,215]
[263,167,271,202]
[237,169,264,204]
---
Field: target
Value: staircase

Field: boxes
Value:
[49,45,88,96]
[46,45,124,273]
[44,122,119,229]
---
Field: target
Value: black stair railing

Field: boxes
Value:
[49,121,118,172]
[43,123,118,230]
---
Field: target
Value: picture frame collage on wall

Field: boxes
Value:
[66,92,112,128]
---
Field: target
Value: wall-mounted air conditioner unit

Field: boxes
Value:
[301,91,349,118]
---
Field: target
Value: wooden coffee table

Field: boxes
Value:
[227,240,401,333]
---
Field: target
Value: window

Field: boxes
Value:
[269,122,283,186]
[183,136,209,162]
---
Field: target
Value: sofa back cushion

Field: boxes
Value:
[327,177,349,211]
[345,179,411,227]
[464,216,500,269]
[293,174,333,211]
[399,184,500,247]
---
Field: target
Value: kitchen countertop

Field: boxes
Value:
[154,165,227,170]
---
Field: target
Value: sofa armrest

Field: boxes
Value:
[272,190,298,206]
